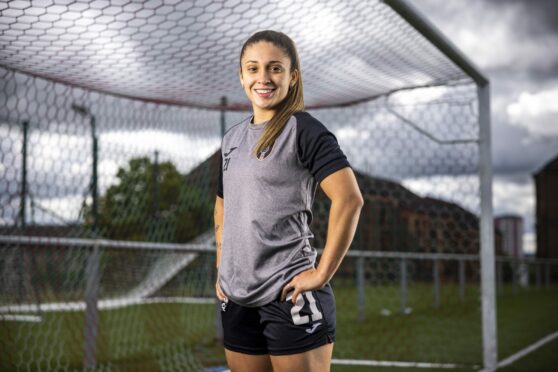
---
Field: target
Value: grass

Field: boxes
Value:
[0,303,224,371]
[332,281,483,364]
[499,336,558,372]
[1,284,557,371]
[497,286,558,360]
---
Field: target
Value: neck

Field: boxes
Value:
[252,109,275,124]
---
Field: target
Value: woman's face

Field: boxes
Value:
[239,41,297,122]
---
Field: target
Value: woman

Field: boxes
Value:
[214,30,363,372]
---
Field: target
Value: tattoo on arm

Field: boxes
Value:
[215,225,221,249]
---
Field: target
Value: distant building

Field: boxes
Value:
[534,155,558,260]
[312,171,503,282]
[495,215,527,286]
[494,215,523,258]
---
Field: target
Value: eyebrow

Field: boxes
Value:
[244,60,284,65]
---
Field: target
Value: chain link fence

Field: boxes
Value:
[1,236,221,371]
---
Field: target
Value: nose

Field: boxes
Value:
[257,70,271,85]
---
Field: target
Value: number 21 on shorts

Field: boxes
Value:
[286,290,323,325]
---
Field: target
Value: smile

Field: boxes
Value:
[255,88,275,98]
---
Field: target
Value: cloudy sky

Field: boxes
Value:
[412,0,558,254]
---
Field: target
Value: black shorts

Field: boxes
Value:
[220,282,336,356]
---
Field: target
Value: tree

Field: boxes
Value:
[82,156,212,243]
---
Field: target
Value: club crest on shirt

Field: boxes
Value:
[256,143,273,160]
[223,146,237,171]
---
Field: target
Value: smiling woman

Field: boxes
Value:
[214,30,364,372]
[236,31,305,161]
[239,42,297,121]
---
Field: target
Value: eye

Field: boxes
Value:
[271,66,282,72]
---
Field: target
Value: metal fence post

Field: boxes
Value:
[400,258,407,313]
[459,259,465,302]
[83,243,100,370]
[496,261,504,294]
[512,260,529,294]
[545,263,550,287]
[536,262,541,290]
[433,259,440,308]
[356,254,365,321]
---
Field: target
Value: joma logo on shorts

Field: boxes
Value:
[305,322,321,334]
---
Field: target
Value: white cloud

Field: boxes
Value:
[34,194,85,224]
[506,87,558,136]
[493,177,534,218]
[389,86,449,106]
[493,175,536,253]
[29,129,90,176]
[523,232,536,255]
[335,127,369,141]
[101,129,219,173]
[402,174,479,214]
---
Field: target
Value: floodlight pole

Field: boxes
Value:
[71,103,99,229]
[71,103,100,370]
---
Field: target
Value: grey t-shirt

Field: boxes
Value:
[217,111,351,307]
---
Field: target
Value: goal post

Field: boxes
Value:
[385,1,496,369]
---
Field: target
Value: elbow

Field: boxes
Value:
[328,188,364,210]
[344,192,364,210]
[354,193,365,209]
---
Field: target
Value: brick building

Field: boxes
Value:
[534,155,558,260]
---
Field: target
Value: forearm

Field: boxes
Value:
[316,196,363,284]
[214,197,227,300]
[215,227,222,270]
[214,202,223,271]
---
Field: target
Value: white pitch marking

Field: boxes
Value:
[0,314,42,322]
[495,330,558,369]
[0,296,216,314]
[331,358,474,369]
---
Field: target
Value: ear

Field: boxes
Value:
[290,69,299,86]
[239,71,244,87]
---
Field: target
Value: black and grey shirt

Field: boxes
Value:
[217,111,351,307]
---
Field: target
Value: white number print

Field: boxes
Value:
[286,291,323,325]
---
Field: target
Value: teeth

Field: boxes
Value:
[256,89,274,93]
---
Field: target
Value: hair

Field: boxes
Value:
[239,30,304,159]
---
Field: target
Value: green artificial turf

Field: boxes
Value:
[1,284,556,371]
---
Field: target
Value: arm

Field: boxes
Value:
[316,167,364,284]
[214,195,226,301]
[281,166,364,303]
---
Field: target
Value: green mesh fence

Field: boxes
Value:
[1,1,558,371]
